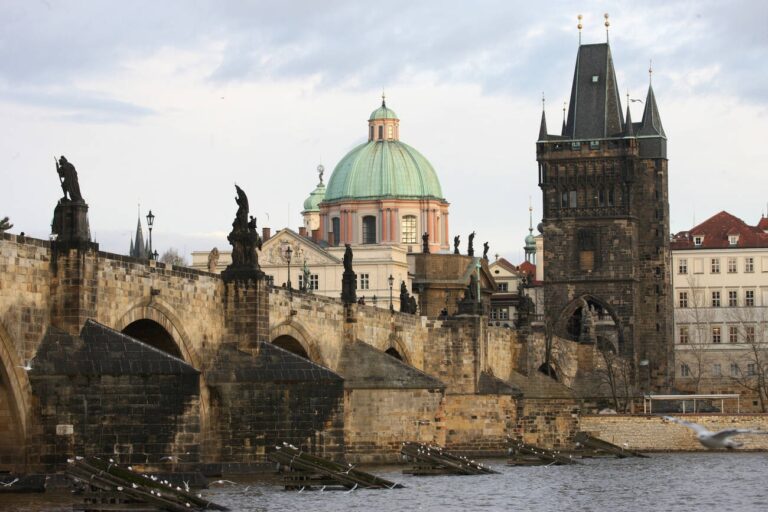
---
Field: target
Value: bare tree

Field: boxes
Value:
[726,304,768,412]
[675,274,714,392]
[0,216,12,233]
[594,339,633,412]
[159,248,187,267]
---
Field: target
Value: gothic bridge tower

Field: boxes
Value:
[536,39,672,390]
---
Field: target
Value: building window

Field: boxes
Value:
[362,215,377,244]
[728,235,739,246]
[711,291,721,307]
[401,215,417,244]
[712,326,721,344]
[491,308,509,320]
[569,190,578,208]
[678,259,688,274]
[730,363,739,377]
[561,191,569,208]
[679,326,689,344]
[497,282,509,292]
[387,125,393,139]
[589,140,600,149]
[694,236,703,246]
[299,274,319,290]
[729,325,738,343]
[745,290,755,307]
[728,290,738,307]
[679,291,689,308]
[713,364,722,377]
[711,258,720,274]
[745,257,754,273]
[680,364,691,377]
[607,188,615,206]
[745,325,756,343]
[331,217,340,246]
[369,125,374,140]
[747,363,757,376]
[727,257,737,273]
[359,273,370,290]
[378,125,383,140]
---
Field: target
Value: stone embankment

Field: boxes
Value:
[581,414,768,451]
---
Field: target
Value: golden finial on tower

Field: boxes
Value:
[604,13,610,42]
[381,89,386,107]
[577,14,583,44]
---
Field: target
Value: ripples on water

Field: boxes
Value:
[3,453,767,512]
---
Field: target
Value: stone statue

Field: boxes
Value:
[483,242,489,260]
[467,273,478,301]
[467,231,475,257]
[343,244,353,272]
[301,260,311,292]
[399,281,409,312]
[224,185,263,279]
[56,156,84,202]
[341,244,356,304]
[408,296,418,315]
[579,298,596,343]
[422,232,430,254]
[453,235,460,255]
[207,247,220,272]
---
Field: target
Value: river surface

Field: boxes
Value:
[2,453,767,512]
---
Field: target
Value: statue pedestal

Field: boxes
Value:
[52,200,90,244]
[341,270,357,305]
[221,265,264,284]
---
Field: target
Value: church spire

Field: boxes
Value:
[538,94,548,141]
[638,83,665,137]
[131,210,146,258]
[624,92,634,136]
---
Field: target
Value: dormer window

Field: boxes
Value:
[728,235,739,246]
[693,236,703,247]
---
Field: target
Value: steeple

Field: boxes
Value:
[131,215,146,258]
[638,84,665,138]
[624,95,634,137]
[538,105,548,141]
[561,101,567,136]
[564,42,624,139]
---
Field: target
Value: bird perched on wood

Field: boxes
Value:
[663,416,768,449]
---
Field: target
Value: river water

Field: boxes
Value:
[3,453,767,512]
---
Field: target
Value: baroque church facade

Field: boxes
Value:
[536,40,672,390]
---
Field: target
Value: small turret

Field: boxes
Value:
[538,108,548,141]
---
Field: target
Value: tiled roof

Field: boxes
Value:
[493,257,519,274]
[758,216,768,232]
[671,211,768,249]
[518,261,536,275]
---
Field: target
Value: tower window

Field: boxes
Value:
[569,191,578,208]
[362,216,377,244]
[577,229,596,272]
[387,125,393,139]
[378,125,383,140]
[370,125,374,140]
[402,215,417,244]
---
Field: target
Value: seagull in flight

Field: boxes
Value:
[16,361,32,371]
[663,416,768,449]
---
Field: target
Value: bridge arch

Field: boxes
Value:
[269,321,324,366]
[0,320,32,471]
[115,299,201,369]
[555,294,626,353]
[385,337,412,366]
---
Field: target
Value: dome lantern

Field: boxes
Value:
[368,93,400,142]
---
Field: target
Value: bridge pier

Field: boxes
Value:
[50,243,100,337]
[222,278,269,349]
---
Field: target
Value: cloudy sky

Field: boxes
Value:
[2,0,767,263]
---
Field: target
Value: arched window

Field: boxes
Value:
[331,217,340,246]
[402,215,417,244]
[378,125,383,140]
[362,216,377,244]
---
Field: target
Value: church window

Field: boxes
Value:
[362,216,377,244]
[359,273,370,290]
[402,215,417,244]
[331,217,340,246]
[378,125,383,140]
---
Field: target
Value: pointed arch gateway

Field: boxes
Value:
[555,294,626,354]
[0,321,32,472]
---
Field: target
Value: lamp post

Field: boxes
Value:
[146,210,155,259]
[285,245,293,291]
[388,274,394,312]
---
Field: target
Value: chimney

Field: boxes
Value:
[299,227,307,237]
[311,229,320,242]
[262,227,271,242]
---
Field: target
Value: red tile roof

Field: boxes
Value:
[758,216,768,232]
[518,260,536,275]
[493,257,519,274]
[671,211,768,249]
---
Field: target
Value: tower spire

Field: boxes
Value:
[561,101,567,135]
[538,93,548,140]
[624,91,634,136]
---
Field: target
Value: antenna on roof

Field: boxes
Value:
[604,13,610,43]
[577,14,583,45]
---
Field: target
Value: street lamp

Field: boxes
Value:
[146,210,155,259]
[388,274,394,312]
[285,245,293,291]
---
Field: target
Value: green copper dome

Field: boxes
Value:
[369,104,398,120]
[525,232,536,250]
[303,182,326,212]
[324,140,444,202]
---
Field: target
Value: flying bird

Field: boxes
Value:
[16,361,32,371]
[663,416,768,449]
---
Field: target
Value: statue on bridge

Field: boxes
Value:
[56,155,84,203]
[467,231,475,257]
[483,241,489,261]
[453,235,460,255]
[341,244,356,305]
[422,232,430,254]
[222,185,264,282]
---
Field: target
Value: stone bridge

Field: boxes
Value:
[0,231,579,472]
